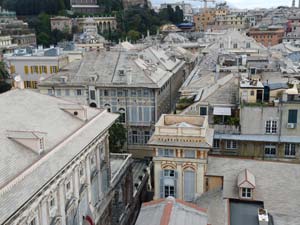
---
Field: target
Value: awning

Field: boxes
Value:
[213,107,231,116]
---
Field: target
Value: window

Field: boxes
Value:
[104,90,109,96]
[164,169,175,177]
[184,150,196,158]
[79,164,84,178]
[118,108,126,123]
[29,217,37,225]
[184,170,195,201]
[90,90,95,100]
[250,90,255,96]
[213,139,220,148]
[265,120,277,134]
[65,89,70,96]
[66,181,71,191]
[288,109,298,124]
[226,140,237,149]
[233,43,238,48]
[241,188,252,198]
[131,90,136,97]
[200,107,207,116]
[90,153,96,169]
[285,143,296,157]
[50,66,58,73]
[164,185,175,197]
[24,65,29,74]
[56,89,61,96]
[246,42,251,48]
[144,131,151,144]
[40,66,47,74]
[264,143,276,156]
[158,149,175,157]
[132,131,139,144]
[49,195,56,208]
[48,89,53,95]
[10,65,16,74]
[31,66,39,74]
[76,89,82,96]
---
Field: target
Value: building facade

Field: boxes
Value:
[6,47,69,89]
[38,46,186,157]
[50,16,72,34]
[193,9,216,32]
[0,89,121,225]
[75,17,117,33]
[248,25,285,47]
[70,0,101,13]
[214,80,300,162]
[149,114,213,201]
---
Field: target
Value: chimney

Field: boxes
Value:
[258,208,269,225]
[14,75,24,89]
[147,30,150,38]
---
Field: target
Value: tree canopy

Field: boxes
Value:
[1,0,70,15]
[109,122,127,153]
[0,61,11,94]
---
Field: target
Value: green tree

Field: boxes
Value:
[37,32,51,47]
[109,122,127,153]
[127,30,140,43]
[0,61,11,94]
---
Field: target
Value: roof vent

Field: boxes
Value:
[59,104,87,121]
[89,74,98,82]
[7,130,46,155]
[59,76,67,83]
[119,70,125,76]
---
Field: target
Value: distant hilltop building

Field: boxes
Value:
[70,0,101,13]
[160,2,194,23]
[122,0,149,9]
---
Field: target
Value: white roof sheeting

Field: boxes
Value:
[213,107,231,116]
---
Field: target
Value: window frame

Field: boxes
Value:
[226,140,237,149]
[241,187,252,198]
[285,143,296,157]
[184,150,196,158]
[265,120,277,134]
[158,148,175,157]
[264,143,277,157]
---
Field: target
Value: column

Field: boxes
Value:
[58,181,67,225]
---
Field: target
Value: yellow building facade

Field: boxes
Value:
[148,114,214,201]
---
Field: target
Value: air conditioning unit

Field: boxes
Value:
[287,123,296,129]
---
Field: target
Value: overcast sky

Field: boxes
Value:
[151,0,292,9]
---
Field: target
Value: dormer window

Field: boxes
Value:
[238,169,255,200]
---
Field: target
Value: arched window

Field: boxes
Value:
[90,102,97,108]
[104,104,111,112]
[118,108,126,123]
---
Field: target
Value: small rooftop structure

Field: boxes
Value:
[148,114,214,149]
[135,197,208,225]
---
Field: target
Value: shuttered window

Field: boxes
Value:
[24,65,29,74]
[288,109,298,124]
[160,170,178,198]
[184,171,195,202]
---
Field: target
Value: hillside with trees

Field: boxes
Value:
[0,0,184,45]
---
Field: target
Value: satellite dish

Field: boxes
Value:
[14,75,21,82]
